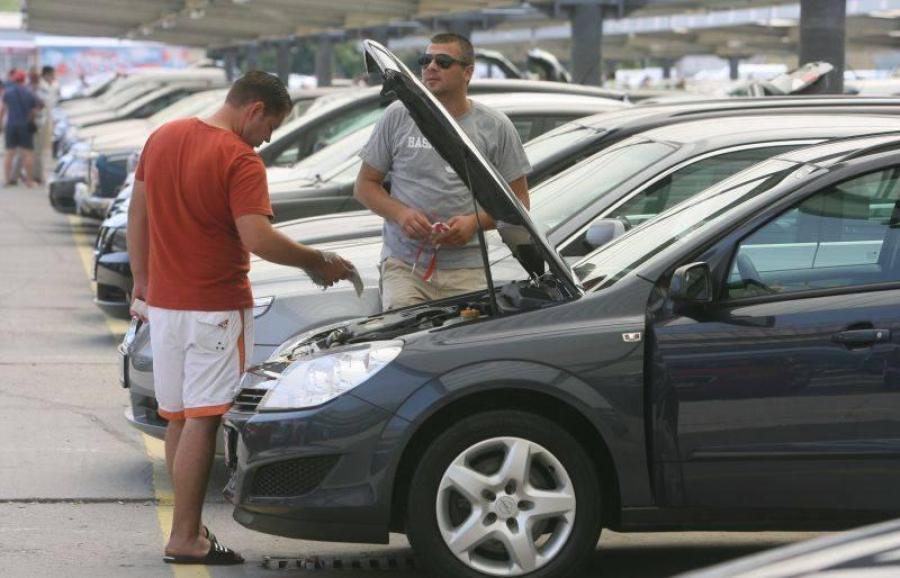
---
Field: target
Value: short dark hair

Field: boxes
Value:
[430,33,474,65]
[41,66,54,76]
[226,70,292,117]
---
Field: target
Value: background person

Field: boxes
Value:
[0,70,39,187]
[128,71,355,566]
[32,66,57,183]
[354,33,531,310]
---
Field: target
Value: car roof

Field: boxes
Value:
[572,96,900,130]
[636,114,900,146]
[468,78,626,100]
[472,91,626,112]
[775,131,900,165]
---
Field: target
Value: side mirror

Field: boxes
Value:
[585,218,626,249]
[669,262,713,303]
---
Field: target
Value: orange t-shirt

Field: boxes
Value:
[135,118,273,311]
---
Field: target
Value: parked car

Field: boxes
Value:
[124,108,900,366]
[51,88,338,216]
[257,79,627,168]
[119,107,900,446]
[673,518,900,578]
[92,90,625,318]
[93,89,900,321]
[214,43,900,578]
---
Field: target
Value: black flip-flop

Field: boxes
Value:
[163,541,244,565]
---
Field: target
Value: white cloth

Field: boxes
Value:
[148,306,253,420]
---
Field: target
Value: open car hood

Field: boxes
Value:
[362,40,581,298]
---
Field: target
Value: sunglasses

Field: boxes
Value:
[418,53,470,70]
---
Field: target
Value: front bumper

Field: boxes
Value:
[78,194,113,220]
[223,394,402,544]
[94,251,132,318]
[48,176,85,214]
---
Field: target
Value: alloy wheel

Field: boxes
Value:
[435,436,576,576]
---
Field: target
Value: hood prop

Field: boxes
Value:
[464,151,499,316]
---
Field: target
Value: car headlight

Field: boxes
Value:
[64,159,89,179]
[110,227,128,253]
[126,150,141,174]
[252,296,273,318]
[258,340,402,410]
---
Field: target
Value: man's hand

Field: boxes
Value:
[397,207,433,241]
[130,277,148,322]
[433,214,478,247]
[309,251,356,286]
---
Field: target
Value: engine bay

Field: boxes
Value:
[281,273,568,360]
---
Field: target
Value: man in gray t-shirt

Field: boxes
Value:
[356,33,531,310]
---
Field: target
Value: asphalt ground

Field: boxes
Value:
[0,175,823,578]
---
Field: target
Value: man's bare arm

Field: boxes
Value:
[126,179,150,318]
[235,214,353,284]
[354,162,432,240]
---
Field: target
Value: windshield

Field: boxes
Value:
[149,90,224,126]
[529,139,676,232]
[99,83,157,108]
[523,124,603,164]
[573,159,800,291]
[323,156,364,184]
[293,124,374,177]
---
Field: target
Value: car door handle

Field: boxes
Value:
[832,329,891,345]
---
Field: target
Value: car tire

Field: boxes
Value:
[406,409,602,578]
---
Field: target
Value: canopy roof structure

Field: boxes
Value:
[22,1,900,66]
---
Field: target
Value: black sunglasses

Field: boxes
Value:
[418,53,470,69]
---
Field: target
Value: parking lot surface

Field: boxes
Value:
[0,181,822,577]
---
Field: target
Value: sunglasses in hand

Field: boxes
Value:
[418,53,471,69]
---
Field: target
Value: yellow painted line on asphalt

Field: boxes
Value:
[68,215,210,578]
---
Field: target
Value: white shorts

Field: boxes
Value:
[148,306,253,421]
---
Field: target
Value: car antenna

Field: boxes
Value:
[463,150,499,316]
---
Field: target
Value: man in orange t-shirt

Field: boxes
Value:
[127,71,354,566]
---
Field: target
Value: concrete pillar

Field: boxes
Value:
[315,36,333,87]
[569,3,603,86]
[728,56,741,80]
[223,50,237,82]
[276,41,291,84]
[799,0,845,94]
[660,58,675,80]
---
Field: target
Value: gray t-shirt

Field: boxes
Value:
[359,100,531,269]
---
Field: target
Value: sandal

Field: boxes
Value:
[163,540,244,565]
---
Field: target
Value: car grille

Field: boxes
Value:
[95,226,113,253]
[251,456,339,498]
[234,387,268,411]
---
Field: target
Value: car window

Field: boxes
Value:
[524,125,603,167]
[510,117,539,143]
[726,166,900,299]
[529,140,676,233]
[607,146,800,229]
[274,104,382,166]
[573,159,798,292]
[559,145,800,258]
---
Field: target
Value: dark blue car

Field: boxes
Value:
[222,42,900,578]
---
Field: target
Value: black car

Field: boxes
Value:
[674,518,900,578]
[221,42,900,578]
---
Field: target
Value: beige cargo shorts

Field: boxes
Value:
[379,257,487,310]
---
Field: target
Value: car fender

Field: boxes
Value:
[369,359,653,519]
